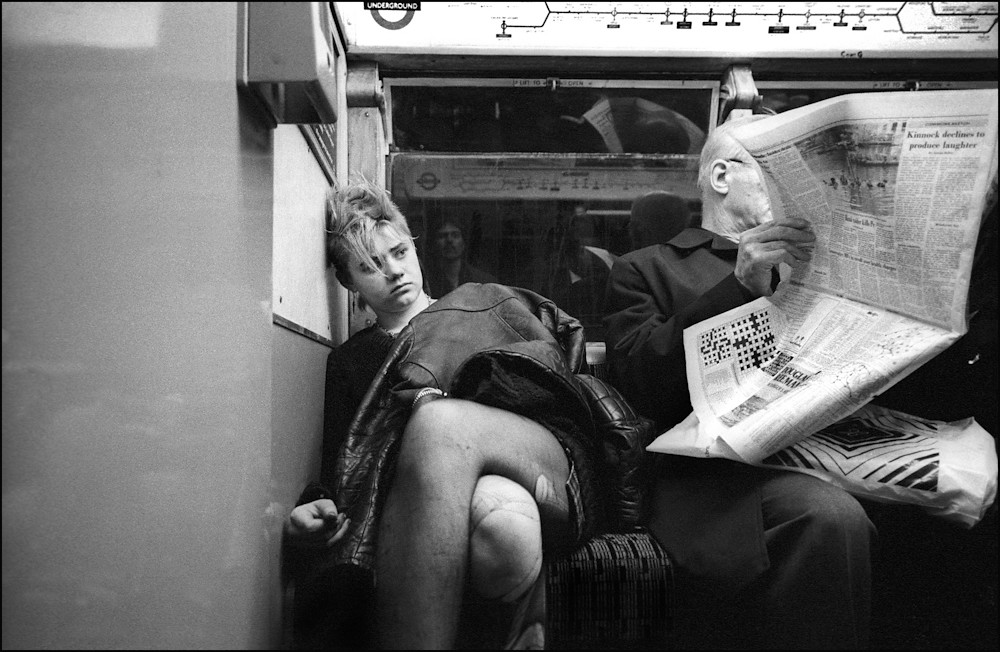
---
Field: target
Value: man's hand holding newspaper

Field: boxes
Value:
[647,89,999,526]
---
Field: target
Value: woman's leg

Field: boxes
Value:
[374,398,572,649]
[468,474,543,602]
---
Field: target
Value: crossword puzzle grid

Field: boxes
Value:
[699,309,776,371]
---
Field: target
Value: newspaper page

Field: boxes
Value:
[648,89,998,465]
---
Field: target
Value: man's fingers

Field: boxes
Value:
[769,217,813,230]
[742,217,815,244]
[745,226,815,245]
[744,240,813,264]
[781,243,813,263]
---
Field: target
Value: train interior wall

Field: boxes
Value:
[2,3,327,648]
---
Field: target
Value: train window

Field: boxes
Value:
[387,78,715,154]
[386,78,717,340]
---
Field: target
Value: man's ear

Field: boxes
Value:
[709,159,732,195]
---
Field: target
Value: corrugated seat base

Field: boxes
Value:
[545,530,674,649]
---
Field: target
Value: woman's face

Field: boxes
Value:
[345,228,424,317]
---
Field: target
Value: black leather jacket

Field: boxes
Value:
[289,285,655,652]
[327,283,602,569]
[295,283,653,577]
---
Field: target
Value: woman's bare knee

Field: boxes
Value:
[404,398,475,446]
[469,475,542,602]
[400,398,571,515]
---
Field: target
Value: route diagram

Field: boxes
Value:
[492,2,997,37]
[338,2,998,58]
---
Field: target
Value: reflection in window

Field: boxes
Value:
[393,176,700,341]
[389,83,713,154]
[387,80,715,340]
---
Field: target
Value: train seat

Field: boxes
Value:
[541,368,673,649]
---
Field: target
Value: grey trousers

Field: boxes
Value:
[647,457,875,650]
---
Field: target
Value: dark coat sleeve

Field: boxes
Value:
[602,248,753,430]
[320,346,364,490]
[293,329,393,505]
[602,244,774,597]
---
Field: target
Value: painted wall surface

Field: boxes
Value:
[272,124,339,343]
[2,3,327,648]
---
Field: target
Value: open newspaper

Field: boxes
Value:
[647,89,998,522]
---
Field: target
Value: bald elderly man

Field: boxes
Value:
[604,115,875,650]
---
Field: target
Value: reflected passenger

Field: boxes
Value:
[424,217,495,297]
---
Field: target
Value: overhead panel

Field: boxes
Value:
[334,2,997,59]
